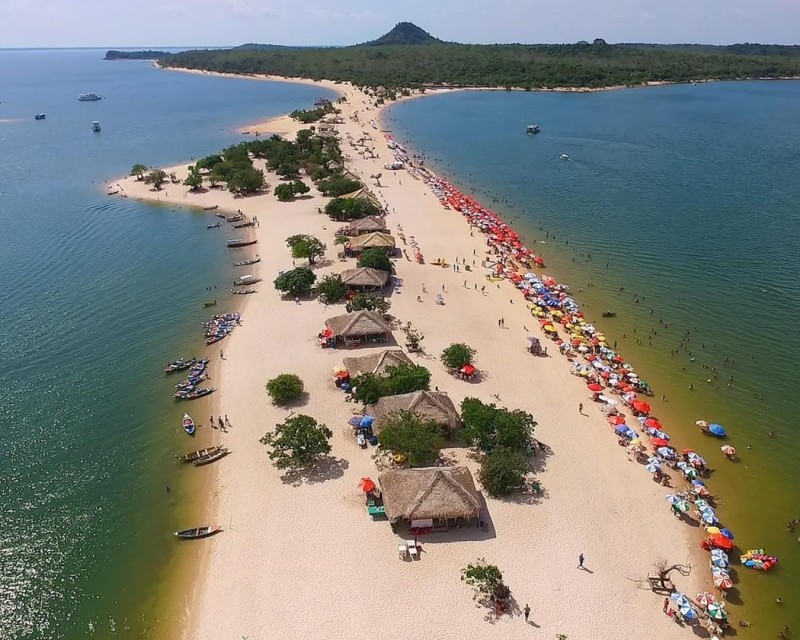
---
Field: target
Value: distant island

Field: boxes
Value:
[105,50,171,60]
[143,22,800,90]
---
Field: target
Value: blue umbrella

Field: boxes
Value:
[624,429,638,439]
[720,528,735,540]
[657,447,675,458]
[646,462,661,474]
[708,423,727,437]
[671,592,690,606]
[691,479,706,487]
[679,604,698,620]
[615,424,629,434]
[348,416,363,427]
[359,416,375,428]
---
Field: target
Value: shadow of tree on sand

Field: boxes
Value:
[279,456,349,487]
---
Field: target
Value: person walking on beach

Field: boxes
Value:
[225,414,230,426]
[663,597,669,613]
[578,553,585,569]
[523,604,531,622]
[578,403,584,414]
[210,415,214,429]
[220,350,224,360]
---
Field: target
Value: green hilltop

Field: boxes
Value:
[156,23,800,90]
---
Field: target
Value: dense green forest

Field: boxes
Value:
[158,23,800,89]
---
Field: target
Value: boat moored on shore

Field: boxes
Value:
[174,525,221,539]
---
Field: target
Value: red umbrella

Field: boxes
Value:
[608,415,626,425]
[587,383,604,392]
[358,477,376,493]
[460,364,476,376]
[650,437,670,448]
[707,533,735,550]
[631,400,652,414]
[644,417,663,429]
[599,370,611,379]
[681,448,695,455]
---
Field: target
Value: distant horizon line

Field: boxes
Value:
[2,41,799,52]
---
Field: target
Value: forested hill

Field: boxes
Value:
[157,24,800,89]
[105,50,171,60]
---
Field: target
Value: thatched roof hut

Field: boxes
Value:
[347,216,387,236]
[343,349,413,377]
[340,267,390,290]
[324,310,392,346]
[340,187,382,209]
[367,391,460,436]
[378,467,482,527]
[347,232,396,253]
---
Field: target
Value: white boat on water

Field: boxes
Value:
[91,121,101,132]
[79,93,102,101]
[560,153,569,160]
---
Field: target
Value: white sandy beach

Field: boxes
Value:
[115,76,704,640]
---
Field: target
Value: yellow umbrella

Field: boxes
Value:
[706,526,721,534]
[565,323,574,329]
[579,369,590,377]
[552,310,564,317]
[629,438,642,446]
[543,325,557,333]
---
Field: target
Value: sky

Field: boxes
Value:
[1,0,799,48]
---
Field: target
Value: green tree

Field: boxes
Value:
[317,274,347,304]
[317,174,361,197]
[286,234,326,265]
[292,179,310,195]
[260,414,332,470]
[227,167,265,196]
[273,267,316,297]
[265,373,305,405]
[377,411,443,467]
[382,364,431,396]
[351,372,383,406]
[130,164,148,180]
[143,169,168,190]
[461,559,510,604]
[274,183,296,201]
[478,447,529,497]
[195,154,223,171]
[402,322,424,351]
[459,398,537,454]
[183,166,203,191]
[440,343,476,370]
[344,293,391,314]
[357,247,392,273]
[325,197,380,221]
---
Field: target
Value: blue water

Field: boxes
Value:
[386,83,800,629]
[0,50,335,639]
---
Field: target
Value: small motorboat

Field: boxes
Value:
[174,525,222,539]
[35,113,46,120]
[227,239,257,248]
[175,445,223,463]
[164,358,196,374]
[233,275,261,287]
[91,120,101,132]
[202,205,219,211]
[182,413,196,435]
[231,288,257,295]
[233,257,261,267]
[201,300,217,307]
[194,448,229,466]
[226,214,244,223]
[601,311,617,318]
[207,222,221,229]
[560,153,569,160]
[526,124,540,134]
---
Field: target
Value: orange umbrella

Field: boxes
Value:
[358,477,376,493]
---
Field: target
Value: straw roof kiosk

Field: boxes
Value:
[378,467,482,532]
[347,232,396,254]
[343,349,413,377]
[340,266,390,291]
[347,216,388,236]
[368,390,460,437]
[324,310,392,347]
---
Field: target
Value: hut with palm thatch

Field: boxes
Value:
[347,216,388,236]
[340,266,390,291]
[367,390,460,437]
[378,466,482,531]
[340,187,382,210]
[347,232,396,254]
[343,349,413,378]
[324,310,392,347]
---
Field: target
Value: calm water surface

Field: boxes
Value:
[0,50,334,639]
[387,83,800,630]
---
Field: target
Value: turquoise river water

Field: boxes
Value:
[0,49,334,639]
[386,83,800,632]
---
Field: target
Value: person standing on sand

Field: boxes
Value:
[663,597,669,613]
[578,553,585,568]
[579,403,584,414]
[523,604,530,622]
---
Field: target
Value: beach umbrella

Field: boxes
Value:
[648,456,662,465]
[701,511,718,525]
[609,415,626,425]
[695,498,710,510]
[460,364,476,376]
[657,447,675,458]
[706,526,721,534]
[664,494,678,504]
[720,528,735,540]
[348,416,364,427]
[707,602,728,620]
[645,462,661,474]
[615,424,630,434]
[692,479,706,487]
[696,592,716,607]
[679,603,698,620]
[696,420,709,427]
[675,500,690,512]
[707,533,734,550]
[358,477,376,493]
[670,592,690,606]
[721,445,736,456]
[527,336,540,343]
[711,555,729,569]
[650,437,670,448]
[708,423,727,437]
[587,383,604,392]
[631,400,651,414]
[644,417,663,429]
[359,416,375,428]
